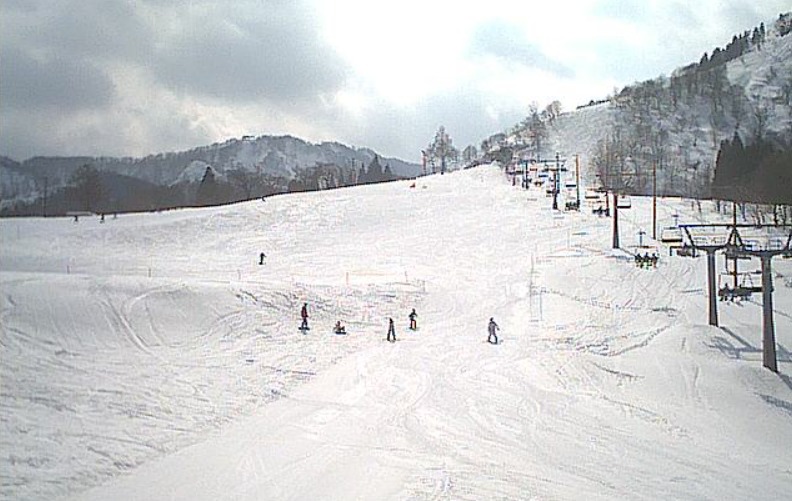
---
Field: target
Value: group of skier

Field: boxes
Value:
[299,303,501,344]
[634,252,659,268]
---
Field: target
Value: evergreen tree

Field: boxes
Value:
[367,155,383,182]
[699,52,709,69]
[358,162,367,184]
[756,150,792,203]
[69,164,104,212]
[196,166,218,205]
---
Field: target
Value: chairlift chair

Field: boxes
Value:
[660,227,683,244]
[616,195,632,209]
[717,271,762,301]
[584,188,601,201]
[723,245,752,260]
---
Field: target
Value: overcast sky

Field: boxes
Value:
[1,0,788,162]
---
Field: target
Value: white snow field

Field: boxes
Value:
[2,165,792,500]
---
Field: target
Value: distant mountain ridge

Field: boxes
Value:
[0,135,421,209]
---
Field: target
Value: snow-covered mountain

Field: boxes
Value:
[0,135,421,207]
[528,13,792,195]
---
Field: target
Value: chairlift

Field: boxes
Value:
[675,244,698,258]
[723,245,751,261]
[717,272,762,301]
[660,227,683,244]
[616,195,632,209]
[584,188,601,200]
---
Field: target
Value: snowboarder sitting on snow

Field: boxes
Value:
[409,308,417,330]
[334,321,346,334]
[300,303,309,330]
[487,317,500,344]
[387,317,396,343]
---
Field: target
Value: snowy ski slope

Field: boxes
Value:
[1,165,791,500]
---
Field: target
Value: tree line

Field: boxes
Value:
[712,133,792,204]
[0,156,404,216]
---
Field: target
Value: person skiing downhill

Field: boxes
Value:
[387,317,396,343]
[487,317,499,344]
[408,308,417,330]
[300,303,309,330]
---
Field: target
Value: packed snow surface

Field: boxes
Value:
[2,165,791,500]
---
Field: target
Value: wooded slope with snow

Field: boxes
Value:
[541,13,792,197]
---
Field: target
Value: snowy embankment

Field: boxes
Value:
[1,165,791,500]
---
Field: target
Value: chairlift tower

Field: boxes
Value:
[681,224,792,372]
[680,225,728,327]
[729,225,792,373]
[597,158,636,249]
[536,153,567,210]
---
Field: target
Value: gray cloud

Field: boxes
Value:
[0,0,351,159]
[2,0,791,163]
[1,0,154,63]
[150,4,348,103]
[469,21,574,79]
[0,46,115,111]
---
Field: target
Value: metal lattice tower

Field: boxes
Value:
[680,224,792,372]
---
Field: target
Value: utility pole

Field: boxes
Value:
[42,176,49,218]
[732,202,738,288]
[612,192,620,248]
[608,153,638,249]
[652,161,657,240]
[575,154,581,208]
[552,153,560,210]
